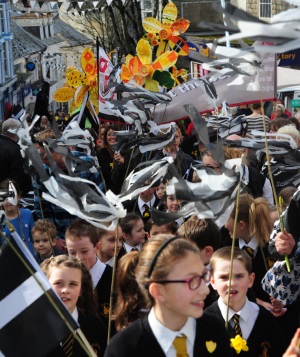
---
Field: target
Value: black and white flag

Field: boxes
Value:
[0,231,78,357]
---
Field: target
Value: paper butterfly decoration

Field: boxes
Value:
[53,48,98,110]
[121,38,178,91]
[142,2,190,57]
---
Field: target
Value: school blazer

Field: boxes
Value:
[104,313,233,357]
[48,312,107,357]
[204,302,286,357]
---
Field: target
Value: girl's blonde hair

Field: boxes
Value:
[230,194,272,247]
[135,234,199,307]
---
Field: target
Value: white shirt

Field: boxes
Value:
[138,195,156,215]
[218,297,259,340]
[89,257,107,288]
[105,257,114,267]
[71,306,79,323]
[238,236,258,257]
[148,308,196,357]
[123,241,142,253]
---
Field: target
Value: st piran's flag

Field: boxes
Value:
[0,231,79,357]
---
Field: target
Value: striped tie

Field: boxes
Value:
[242,245,254,259]
[232,314,242,337]
[62,333,74,356]
[173,334,189,357]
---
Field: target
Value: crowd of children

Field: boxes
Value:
[3,111,300,356]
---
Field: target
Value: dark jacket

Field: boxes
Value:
[205,302,286,357]
[0,134,31,195]
[48,312,107,357]
[104,313,232,357]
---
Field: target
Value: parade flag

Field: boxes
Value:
[97,41,120,122]
[152,52,277,123]
[0,231,78,357]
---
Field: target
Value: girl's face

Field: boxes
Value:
[149,224,173,240]
[98,128,105,148]
[168,130,181,152]
[106,129,116,146]
[166,195,180,212]
[156,183,166,200]
[225,217,249,242]
[98,227,122,261]
[153,252,209,331]
[124,219,146,246]
[48,267,81,313]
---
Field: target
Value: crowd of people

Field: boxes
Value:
[2,101,300,356]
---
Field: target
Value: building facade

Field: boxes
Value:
[0,0,16,120]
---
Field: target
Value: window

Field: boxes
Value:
[260,0,271,18]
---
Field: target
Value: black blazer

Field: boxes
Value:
[48,312,107,357]
[204,302,286,357]
[95,265,113,322]
[123,196,161,223]
[104,313,232,357]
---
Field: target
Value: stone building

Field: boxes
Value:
[0,0,93,119]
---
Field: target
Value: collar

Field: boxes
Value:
[138,195,156,212]
[238,236,258,251]
[123,241,142,253]
[89,257,106,288]
[218,297,251,323]
[104,257,114,267]
[71,306,79,323]
[148,307,196,355]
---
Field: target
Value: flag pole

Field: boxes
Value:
[107,220,120,343]
[0,224,96,357]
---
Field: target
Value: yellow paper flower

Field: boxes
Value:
[230,335,249,354]
[206,341,217,353]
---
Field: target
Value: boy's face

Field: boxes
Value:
[33,231,55,258]
[211,258,254,312]
[66,236,98,270]
[99,228,122,260]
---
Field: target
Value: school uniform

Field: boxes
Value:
[104,310,232,357]
[90,257,113,322]
[237,237,276,302]
[48,307,107,357]
[204,298,286,357]
[117,240,143,260]
[123,195,161,223]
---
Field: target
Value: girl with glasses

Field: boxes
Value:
[104,235,231,357]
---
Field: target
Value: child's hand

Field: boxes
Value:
[283,328,300,356]
[275,229,295,256]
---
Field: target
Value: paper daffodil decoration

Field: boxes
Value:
[206,341,217,353]
[53,48,98,109]
[121,39,178,91]
[230,335,249,354]
[142,2,190,57]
